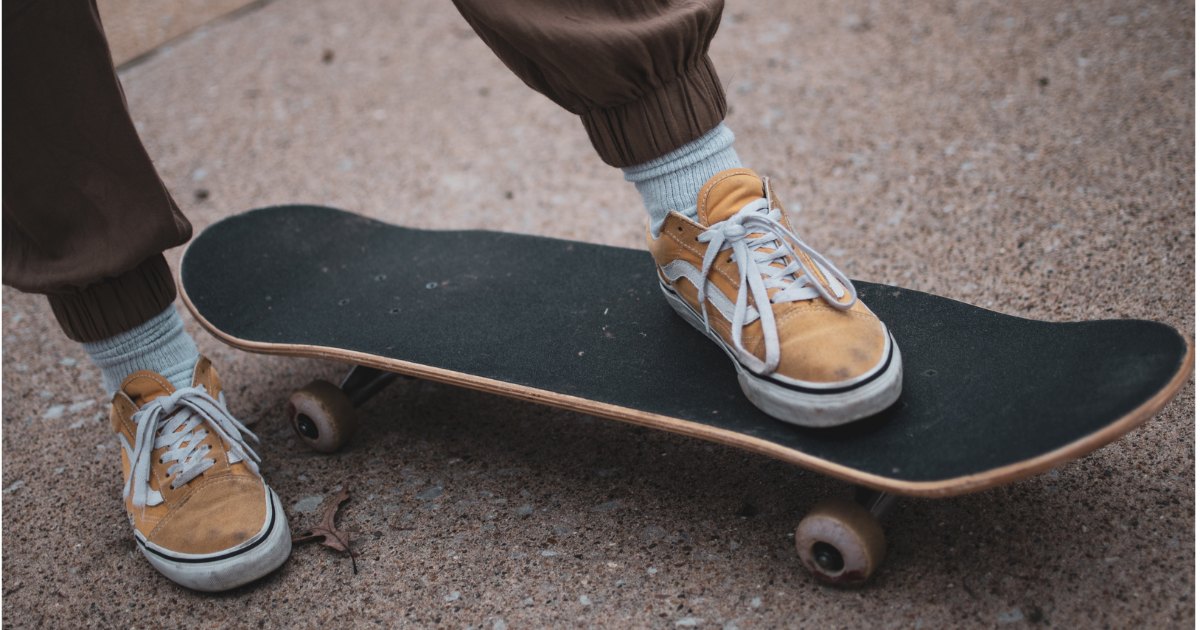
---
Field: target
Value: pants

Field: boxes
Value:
[2,0,728,342]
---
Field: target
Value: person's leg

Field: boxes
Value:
[622,122,742,235]
[452,0,903,425]
[2,0,289,590]
[450,0,729,169]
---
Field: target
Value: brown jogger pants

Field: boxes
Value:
[2,0,728,342]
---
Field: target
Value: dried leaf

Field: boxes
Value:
[292,486,357,574]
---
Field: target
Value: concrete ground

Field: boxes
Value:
[2,0,1194,628]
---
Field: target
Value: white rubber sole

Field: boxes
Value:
[137,487,291,592]
[662,283,903,428]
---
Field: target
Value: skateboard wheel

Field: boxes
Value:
[795,498,886,587]
[287,380,357,453]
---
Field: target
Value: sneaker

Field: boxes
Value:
[647,168,902,427]
[110,357,290,591]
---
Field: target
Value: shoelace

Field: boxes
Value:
[695,197,857,375]
[121,386,261,508]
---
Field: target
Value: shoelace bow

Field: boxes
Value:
[695,197,858,375]
[122,386,261,508]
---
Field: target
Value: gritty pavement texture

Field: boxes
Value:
[97,0,261,66]
[2,0,1194,628]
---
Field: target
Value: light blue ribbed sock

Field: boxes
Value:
[82,305,201,397]
[622,122,743,235]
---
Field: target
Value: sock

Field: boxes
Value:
[622,122,743,235]
[82,305,201,397]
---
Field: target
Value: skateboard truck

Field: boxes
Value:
[284,364,903,587]
[286,365,409,453]
[284,365,901,586]
[340,365,405,407]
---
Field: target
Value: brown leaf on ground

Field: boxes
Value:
[293,486,358,574]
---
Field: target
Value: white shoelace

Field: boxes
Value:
[695,197,857,375]
[121,386,261,508]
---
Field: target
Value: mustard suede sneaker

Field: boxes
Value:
[110,357,290,591]
[647,168,903,427]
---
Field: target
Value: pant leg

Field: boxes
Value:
[451,0,728,168]
[2,0,191,342]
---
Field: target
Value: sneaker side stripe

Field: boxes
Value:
[136,488,280,564]
[659,260,760,325]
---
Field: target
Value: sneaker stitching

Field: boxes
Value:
[144,475,263,545]
[664,231,742,292]
[669,211,835,316]
[773,306,880,324]
[127,372,176,395]
[117,404,209,503]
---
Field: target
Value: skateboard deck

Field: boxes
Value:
[179,205,1192,499]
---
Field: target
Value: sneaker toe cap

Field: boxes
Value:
[775,310,887,383]
[147,477,269,555]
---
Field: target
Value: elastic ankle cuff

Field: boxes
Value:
[47,255,178,343]
[581,56,727,168]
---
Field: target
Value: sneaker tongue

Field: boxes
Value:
[696,168,766,226]
[120,372,175,408]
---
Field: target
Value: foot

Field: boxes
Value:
[647,168,902,427]
[110,357,290,591]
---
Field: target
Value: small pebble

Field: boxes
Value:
[294,495,324,513]
[417,486,444,500]
[643,526,668,541]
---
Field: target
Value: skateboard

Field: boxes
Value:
[179,205,1193,586]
